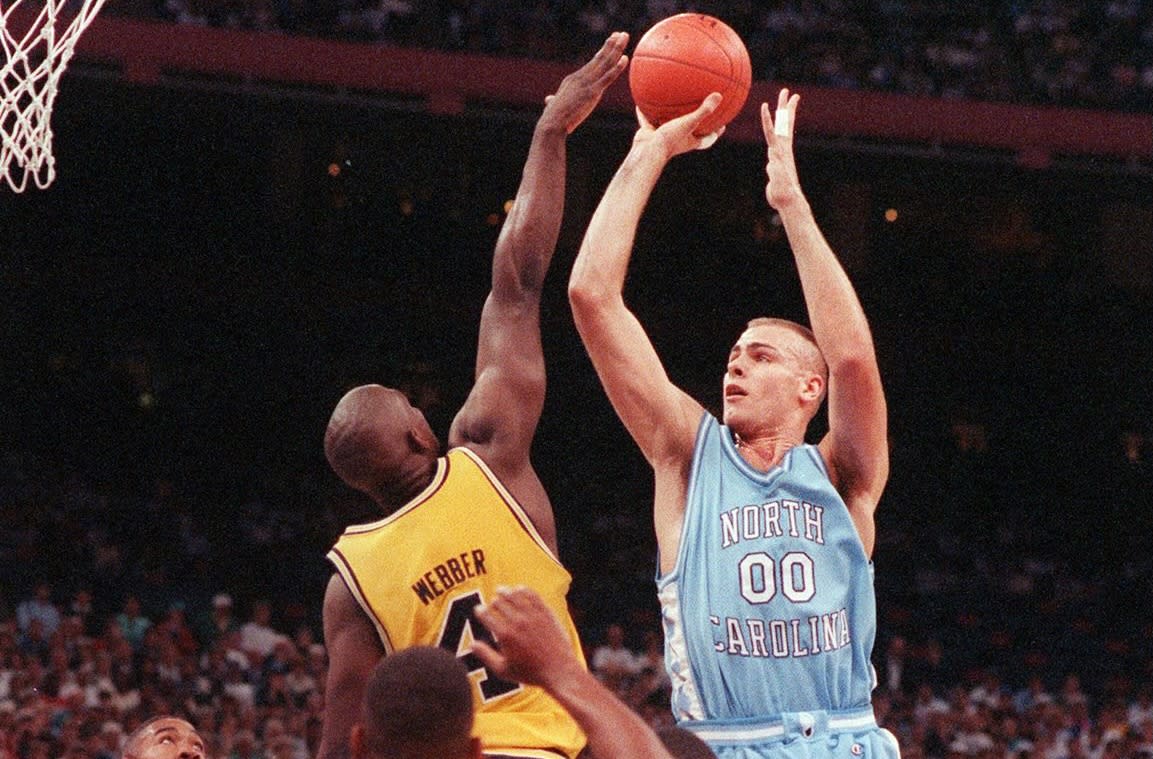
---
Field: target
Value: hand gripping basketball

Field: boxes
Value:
[628,14,752,137]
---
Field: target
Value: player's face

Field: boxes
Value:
[128,719,206,759]
[722,324,810,432]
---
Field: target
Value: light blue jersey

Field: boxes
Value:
[659,413,898,758]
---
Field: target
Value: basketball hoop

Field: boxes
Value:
[1,0,110,192]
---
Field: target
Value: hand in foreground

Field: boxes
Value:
[633,92,725,158]
[471,586,584,689]
[542,32,630,134]
[760,88,804,211]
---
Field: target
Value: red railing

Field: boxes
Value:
[63,14,1153,164]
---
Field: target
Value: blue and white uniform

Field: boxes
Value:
[658,413,901,758]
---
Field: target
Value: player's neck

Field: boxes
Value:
[733,431,800,472]
[377,455,438,510]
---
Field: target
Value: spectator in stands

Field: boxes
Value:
[223,728,258,759]
[17,617,51,664]
[589,622,640,696]
[283,651,317,708]
[16,581,61,640]
[881,634,912,697]
[237,600,287,667]
[221,659,255,711]
[1130,685,1153,731]
[96,720,125,759]
[85,651,118,709]
[630,628,671,707]
[68,588,100,638]
[114,595,152,652]
[156,603,199,658]
[196,595,239,651]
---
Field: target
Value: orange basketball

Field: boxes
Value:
[628,14,752,136]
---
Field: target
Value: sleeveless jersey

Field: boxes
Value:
[659,413,879,724]
[327,446,586,759]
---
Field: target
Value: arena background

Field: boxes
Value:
[1,5,1152,717]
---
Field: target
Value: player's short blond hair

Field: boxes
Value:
[744,317,828,402]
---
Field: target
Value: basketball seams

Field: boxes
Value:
[628,13,751,132]
[630,51,743,86]
[678,17,745,80]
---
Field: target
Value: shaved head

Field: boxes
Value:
[325,385,437,500]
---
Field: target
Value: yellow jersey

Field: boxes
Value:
[327,446,587,759]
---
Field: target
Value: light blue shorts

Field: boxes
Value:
[681,707,902,759]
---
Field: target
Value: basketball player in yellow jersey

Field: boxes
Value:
[316,33,630,759]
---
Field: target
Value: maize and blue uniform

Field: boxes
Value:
[328,446,586,759]
[658,413,901,759]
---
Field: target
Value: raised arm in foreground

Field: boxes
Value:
[567,96,723,563]
[472,587,676,759]
[762,90,888,555]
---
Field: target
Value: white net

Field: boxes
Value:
[1,0,109,192]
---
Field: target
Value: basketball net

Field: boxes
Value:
[1,0,109,192]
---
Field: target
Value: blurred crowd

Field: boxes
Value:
[108,0,1153,112]
[0,406,1150,758]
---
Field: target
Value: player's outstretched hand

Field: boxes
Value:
[542,32,630,135]
[471,586,585,689]
[635,92,725,158]
[761,88,804,211]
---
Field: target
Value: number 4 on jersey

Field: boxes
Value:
[438,591,522,701]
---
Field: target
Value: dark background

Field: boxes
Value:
[1,50,1151,686]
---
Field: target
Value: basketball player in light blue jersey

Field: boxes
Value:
[569,88,900,759]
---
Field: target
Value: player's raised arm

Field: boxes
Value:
[450,33,629,468]
[761,90,888,553]
[568,96,724,470]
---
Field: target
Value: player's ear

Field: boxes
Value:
[407,417,439,456]
[800,373,824,404]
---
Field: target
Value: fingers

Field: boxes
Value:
[667,92,721,134]
[761,88,800,143]
[589,31,630,86]
[685,93,723,149]
[696,126,724,150]
[470,639,504,672]
[777,90,799,137]
[596,31,629,62]
[760,102,773,142]
[694,91,723,121]
[477,585,536,635]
